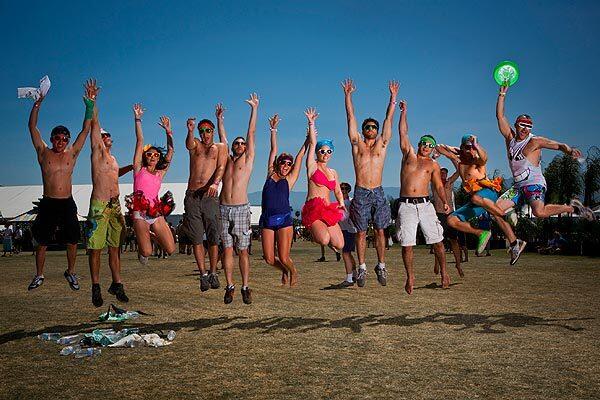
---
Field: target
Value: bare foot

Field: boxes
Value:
[456,264,465,278]
[405,275,414,295]
[433,264,439,275]
[281,272,289,286]
[441,273,450,289]
[289,269,299,287]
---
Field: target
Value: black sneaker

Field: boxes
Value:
[316,256,326,262]
[356,268,367,287]
[374,265,388,286]
[28,275,44,291]
[340,280,354,288]
[241,287,252,304]
[224,285,235,304]
[335,252,341,262]
[64,270,80,291]
[108,282,129,303]
[200,274,210,292]
[92,284,103,307]
[208,273,220,289]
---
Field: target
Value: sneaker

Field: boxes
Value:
[241,287,252,304]
[335,252,341,262]
[224,285,235,304]
[570,199,595,221]
[28,275,44,291]
[356,268,367,288]
[138,253,149,266]
[64,270,80,291]
[352,268,357,283]
[476,231,492,255]
[340,280,354,288]
[208,272,220,289]
[108,282,129,303]
[509,239,527,265]
[316,256,326,262]
[92,283,103,307]
[374,265,387,286]
[200,273,210,292]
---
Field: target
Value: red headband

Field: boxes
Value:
[516,117,533,125]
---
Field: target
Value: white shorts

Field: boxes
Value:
[395,201,444,246]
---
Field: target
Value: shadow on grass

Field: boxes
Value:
[414,282,463,290]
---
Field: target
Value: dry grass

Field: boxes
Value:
[0,242,599,399]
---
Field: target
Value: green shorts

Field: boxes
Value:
[86,198,125,250]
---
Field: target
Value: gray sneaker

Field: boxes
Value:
[28,275,44,291]
[208,273,220,289]
[570,199,595,221]
[64,270,80,291]
[356,268,367,287]
[200,274,210,292]
[339,280,354,288]
[374,265,387,286]
[509,239,527,265]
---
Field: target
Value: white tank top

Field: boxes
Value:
[507,134,546,188]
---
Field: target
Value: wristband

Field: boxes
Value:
[84,98,94,120]
[135,118,142,122]
[498,93,506,96]
[270,128,277,132]
[166,131,173,136]
[392,101,398,105]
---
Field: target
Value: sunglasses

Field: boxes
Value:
[52,136,69,143]
[233,141,247,146]
[462,145,474,150]
[278,160,293,166]
[341,187,350,192]
[363,124,378,131]
[101,133,111,138]
[419,141,435,148]
[517,123,532,129]
[318,149,333,155]
[145,152,160,158]
[198,128,214,134]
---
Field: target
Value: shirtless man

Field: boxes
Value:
[397,100,450,294]
[343,79,397,287]
[183,105,228,293]
[86,82,134,307]
[219,93,259,305]
[495,84,594,221]
[27,79,95,291]
[437,135,527,265]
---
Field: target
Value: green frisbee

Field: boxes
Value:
[493,60,520,86]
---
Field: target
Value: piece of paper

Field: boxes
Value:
[39,75,51,97]
[17,75,51,101]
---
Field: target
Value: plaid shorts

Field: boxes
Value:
[349,186,391,232]
[220,203,252,250]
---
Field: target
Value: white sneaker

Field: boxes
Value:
[570,199,595,221]
[138,253,149,266]
[509,239,527,265]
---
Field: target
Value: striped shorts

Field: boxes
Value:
[220,203,252,250]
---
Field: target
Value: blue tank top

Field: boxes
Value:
[261,176,291,217]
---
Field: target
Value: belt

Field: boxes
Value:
[399,196,430,204]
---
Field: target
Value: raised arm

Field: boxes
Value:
[132,103,145,172]
[215,103,227,146]
[304,107,319,173]
[398,100,413,156]
[472,137,488,166]
[185,117,197,150]
[431,164,450,213]
[381,80,399,145]
[158,115,174,172]
[496,84,514,142]
[288,133,309,189]
[207,144,228,197]
[342,79,360,145]
[28,95,48,158]
[244,93,259,161]
[267,114,280,175]
[71,78,97,157]
[88,80,103,153]
[447,169,460,186]
[333,170,345,209]
[118,164,134,177]
[532,136,583,159]
[436,144,461,165]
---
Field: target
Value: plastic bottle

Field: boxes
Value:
[37,333,61,341]
[60,345,81,356]
[74,348,101,358]
[167,330,176,341]
[57,334,82,345]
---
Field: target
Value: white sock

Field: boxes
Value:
[346,273,354,282]
[359,263,367,270]
[378,262,386,269]
[242,285,248,290]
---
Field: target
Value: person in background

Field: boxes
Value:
[338,182,358,287]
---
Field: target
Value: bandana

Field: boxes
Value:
[316,139,335,153]
[516,116,533,127]
[419,135,437,146]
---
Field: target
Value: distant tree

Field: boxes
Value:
[545,154,582,205]
[583,146,600,207]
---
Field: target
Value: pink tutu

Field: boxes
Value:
[301,197,343,228]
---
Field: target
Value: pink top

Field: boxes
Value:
[310,168,336,191]
[134,168,162,203]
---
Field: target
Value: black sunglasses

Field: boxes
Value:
[198,128,214,134]
[363,124,378,131]
[233,141,247,146]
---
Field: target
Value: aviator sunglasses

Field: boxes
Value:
[363,124,378,131]
[233,141,247,146]
[52,136,69,143]
[198,128,214,134]
[278,160,293,166]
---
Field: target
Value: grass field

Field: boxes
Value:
[0,241,599,399]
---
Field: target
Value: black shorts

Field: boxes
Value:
[32,196,80,245]
[437,212,464,245]
[342,230,356,253]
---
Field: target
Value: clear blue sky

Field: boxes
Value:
[1,0,599,193]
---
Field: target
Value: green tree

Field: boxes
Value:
[545,154,582,204]
[583,146,600,207]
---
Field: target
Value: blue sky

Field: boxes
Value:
[1,0,599,193]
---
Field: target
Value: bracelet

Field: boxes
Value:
[135,118,142,122]
[392,101,398,105]
[498,93,505,96]
[270,128,278,132]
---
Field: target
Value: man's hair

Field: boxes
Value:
[440,167,448,173]
[50,125,71,138]
[274,153,294,173]
[361,118,379,131]
[231,136,246,151]
[340,182,352,191]
[198,119,215,129]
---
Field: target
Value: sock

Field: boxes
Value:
[226,284,235,290]
[359,263,367,270]
[346,273,354,282]
[242,285,248,290]
[510,240,517,247]
[202,272,209,276]
[378,262,386,269]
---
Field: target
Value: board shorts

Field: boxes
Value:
[395,197,443,247]
[451,188,499,223]
[86,197,125,250]
[499,184,546,206]
[3,237,12,252]
[349,186,391,232]
[259,212,293,231]
[220,203,251,251]
[183,189,222,246]
[301,197,343,228]
[32,196,80,245]
[342,230,356,253]
[437,213,466,246]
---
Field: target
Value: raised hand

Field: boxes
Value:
[133,103,145,120]
[158,116,172,133]
[215,103,225,120]
[245,93,259,108]
[84,78,101,101]
[499,84,509,96]
[399,100,407,112]
[187,117,196,132]
[304,107,319,124]
[341,78,356,96]
[571,148,583,159]
[389,80,400,97]
[269,114,280,130]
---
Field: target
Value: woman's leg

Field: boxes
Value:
[326,224,344,251]
[262,228,288,284]
[150,217,176,255]
[276,226,297,286]
[133,219,152,257]
[310,221,331,246]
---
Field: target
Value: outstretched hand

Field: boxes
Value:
[399,100,407,112]
[499,84,509,96]
[269,114,280,130]
[389,80,400,97]
[245,93,259,108]
[215,103,225,120]
[158,116,172,133]
[304,107,319,124]
[187,117,196,132]
[571,148,583,159]
[133,103,145,119]
[341,78,356,96]
[84,78,101,102]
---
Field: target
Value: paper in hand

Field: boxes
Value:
[17,75,51,101]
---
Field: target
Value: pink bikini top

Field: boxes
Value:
[310,168,336,191]
[134,167,163,202]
